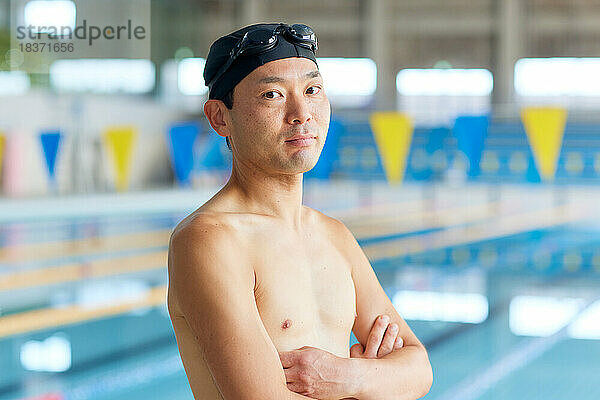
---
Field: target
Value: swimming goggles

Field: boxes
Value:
[207,23,318,88]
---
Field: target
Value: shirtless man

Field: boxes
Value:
[167,23,433,399]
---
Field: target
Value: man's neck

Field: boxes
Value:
[223,162,305,229]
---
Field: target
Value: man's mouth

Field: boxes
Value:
[285,136,317,147]
[285,134,316,141]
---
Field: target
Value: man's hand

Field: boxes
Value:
[279,346,356,400]
[350,314,403,359]
[279,314,404,399]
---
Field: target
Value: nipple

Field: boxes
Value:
[281,319,292,329]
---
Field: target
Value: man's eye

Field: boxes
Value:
[262,91,281,99]
[306,86,321,95]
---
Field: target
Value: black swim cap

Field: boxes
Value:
[203,23,318,101]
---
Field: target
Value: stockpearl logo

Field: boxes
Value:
[10,0,151,73]
[16,19,147,46]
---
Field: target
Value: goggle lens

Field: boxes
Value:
[291,24,315,40]
[289,24,317,51]
[246,29,277,46]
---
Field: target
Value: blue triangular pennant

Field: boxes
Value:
[305,117,344,179]
[453,115,489,177]
[40,131,61,180]
[198,130,229,169]
[168,122,199,185]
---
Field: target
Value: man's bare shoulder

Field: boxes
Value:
[170,197,266,243]
[303,206,356,247]
[172,210,232,240]
[167,211,257,319]
[169,213,230,261]
[168,206,267,267]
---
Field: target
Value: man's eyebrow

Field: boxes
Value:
[257,76,286,84]
[306,70,321,79]
[256,71,322,85]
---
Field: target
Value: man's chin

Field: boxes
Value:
[286,150,320,168]
[282,160,320,175]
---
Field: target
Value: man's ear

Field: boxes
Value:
[204,99,230,138]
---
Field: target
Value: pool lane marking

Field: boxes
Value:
[0,250,166,291]
[350,200,501,239]
[327,198,432,219]
[364,201,594,262]
[1,198,503,267]
[0,230,171,265]
[0,199,508,291]
[435,297,598,400]
[0,200,582,292]
[0,285,167,339]
[0,197,430,263]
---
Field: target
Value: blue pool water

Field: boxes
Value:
[1,186,599,400]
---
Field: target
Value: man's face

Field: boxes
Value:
[225,57,331,175]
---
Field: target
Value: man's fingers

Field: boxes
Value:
[363,314,389,358]
[349,342,364,358]
[394,335,404,349]
[283,365,298,383]
[286,382,303,393]
[377,322,398,357]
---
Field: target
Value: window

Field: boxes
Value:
[50,59,155,93]
[396,68,493,127]
[177,57,208,96]
[317,58,377,107]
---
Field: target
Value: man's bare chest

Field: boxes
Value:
[251,238,357,352]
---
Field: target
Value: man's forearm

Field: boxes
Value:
[347,345,433,400]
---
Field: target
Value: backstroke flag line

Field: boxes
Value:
[103,126,137,191]
[369,112,413,184]
[521,107,568,182]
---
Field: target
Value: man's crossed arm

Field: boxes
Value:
[278,220,433,400]
[280,313,404,399]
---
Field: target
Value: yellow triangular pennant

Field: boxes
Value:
[521,107,568,181]
[103,126,136,191]
[369,112,413,184]
[0,134,5,178]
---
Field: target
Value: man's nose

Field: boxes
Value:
[286,93,312,125]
